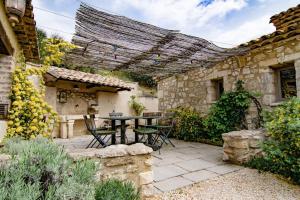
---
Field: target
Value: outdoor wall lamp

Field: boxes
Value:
[58,91,67,103]
[5,0,26,27]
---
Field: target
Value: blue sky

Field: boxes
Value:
[32,0,300,48]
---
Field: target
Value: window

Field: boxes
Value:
[212,78,224,100]
[277,67,296,99]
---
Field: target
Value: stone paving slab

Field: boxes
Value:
[153,156,185,167]
[206,164,243,174]
[182,170,219,182]
[55,134,244,194]
[153,165,188,182]
[153,176,193,192]
[175,158,217,172]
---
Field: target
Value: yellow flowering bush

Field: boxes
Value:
[41,37,77,66]
[6,56,58,139]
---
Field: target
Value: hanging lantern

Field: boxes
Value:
[5,0,26,27]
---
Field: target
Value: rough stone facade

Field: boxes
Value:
[222,130,266,164]
[158,7,300,128]
[158,36,300,125]
[0,55,13,105]
[67,143,154,198]
[0,55,14,139]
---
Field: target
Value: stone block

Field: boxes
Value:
[226,139,249,149]
[139,171,153,185]
[144,158,153,167]
[96,144,128,158]
[222,130,266,164]
[126,143,153,155]
[104,157,134,167]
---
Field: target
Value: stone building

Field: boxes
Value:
[158,4,300,127]
[0,0,39,139]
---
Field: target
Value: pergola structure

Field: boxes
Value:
[66,3,249,79]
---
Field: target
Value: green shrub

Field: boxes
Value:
[170,107,207,141]
[0,137,97,199]
[95,179,140,200]
[247,98,300,184]
[129,96,145,116]
[204,81,253,141]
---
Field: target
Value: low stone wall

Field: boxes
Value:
[222,130,266,164]
[67,143,154,198]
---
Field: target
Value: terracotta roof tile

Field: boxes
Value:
[239,4,300,50]
[13,0,39,62]
[47,66,132,90]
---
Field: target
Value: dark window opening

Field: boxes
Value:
[212,79,224,100]
[278,67,296,99]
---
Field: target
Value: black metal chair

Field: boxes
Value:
[143,113,176,149]
[133,127,161,151]
[84,115,116,148]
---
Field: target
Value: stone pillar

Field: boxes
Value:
[60,121,68,139]
[67,120,75,138]
[295,59,300,97]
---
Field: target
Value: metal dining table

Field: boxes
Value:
[99,115,161,144]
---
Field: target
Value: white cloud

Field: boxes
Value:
[32,0,75,41]
[112,0,247,30]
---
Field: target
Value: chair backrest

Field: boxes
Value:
[84,115,96,132]
[109,112,123,117]
[164,112,175,118]
[143,112,162,117]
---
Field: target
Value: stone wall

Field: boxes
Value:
[0,55,13,140]
[158,36,300,127]
[67,143,154,198]
[222,130,266,164]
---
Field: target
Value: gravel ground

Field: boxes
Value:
[147,168,300,200]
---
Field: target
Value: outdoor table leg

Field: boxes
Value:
[147,118,153,144]
[120,120,126,144]
[135,119,139,143]
[111,120,116,144]
[147,118,152,125]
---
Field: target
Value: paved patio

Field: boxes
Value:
[54,132,243,193]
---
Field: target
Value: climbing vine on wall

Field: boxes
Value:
[6,56,58,139]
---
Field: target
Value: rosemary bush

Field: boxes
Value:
[0,137,96,200]
[95,179,140,200]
